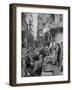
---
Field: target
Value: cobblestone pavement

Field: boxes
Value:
[41,64,63,76]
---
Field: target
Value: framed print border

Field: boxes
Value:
[9,3,70,86]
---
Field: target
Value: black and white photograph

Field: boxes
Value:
[9,4,70,86]
[21,12,63,77]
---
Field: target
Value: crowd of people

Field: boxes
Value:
[21,41,63,77]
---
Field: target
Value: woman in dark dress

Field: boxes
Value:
[56,43,61,67]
